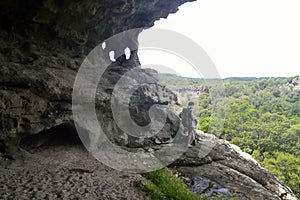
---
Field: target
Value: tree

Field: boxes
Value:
[260,151,300,198]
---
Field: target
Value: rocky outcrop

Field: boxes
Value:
[190,176,248,199]
[0,0,193,154]
[287,77,300,91]
[172,131,298,200]
[0,0,298,200]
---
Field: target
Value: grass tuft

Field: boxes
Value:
[141,168,200,200]
[140,168,244,200]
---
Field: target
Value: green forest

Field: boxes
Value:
[159,74,300,198]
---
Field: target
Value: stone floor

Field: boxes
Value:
[0,145,147,200]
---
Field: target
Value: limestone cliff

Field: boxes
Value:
[0,0,298,200]
[0,0,193,151]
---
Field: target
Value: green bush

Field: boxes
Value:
[140,168,242,200]
[141,168,199,200]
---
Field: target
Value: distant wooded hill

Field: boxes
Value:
[158,73,293,86]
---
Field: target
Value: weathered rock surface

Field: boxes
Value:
[0,0,190,154]
[0,0,298,200]
[173,131,298,200]
[190,176,248,199]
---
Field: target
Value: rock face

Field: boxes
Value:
[0,0,298,200]
[173,132,298,200]
[190,176,248,199]
[0,0,192,153]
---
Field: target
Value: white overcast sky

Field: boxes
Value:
[138,0,300,78]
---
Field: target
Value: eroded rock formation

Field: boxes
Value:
[173,132,297,200]
[0,0,192,154]
[0,0,298,200]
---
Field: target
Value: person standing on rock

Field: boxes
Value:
[180,101,198,147]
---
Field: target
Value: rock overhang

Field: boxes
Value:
[0,0,196,59]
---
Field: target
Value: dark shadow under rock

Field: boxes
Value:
[20,123,86,151]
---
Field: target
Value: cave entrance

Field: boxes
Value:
[20,123,86,151]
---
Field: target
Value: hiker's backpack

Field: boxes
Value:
[181,107,191,127]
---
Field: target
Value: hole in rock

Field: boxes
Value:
[109,51,116,62]
[124,47,131,60]
[102,42,106,50]
[20,123,89,150]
